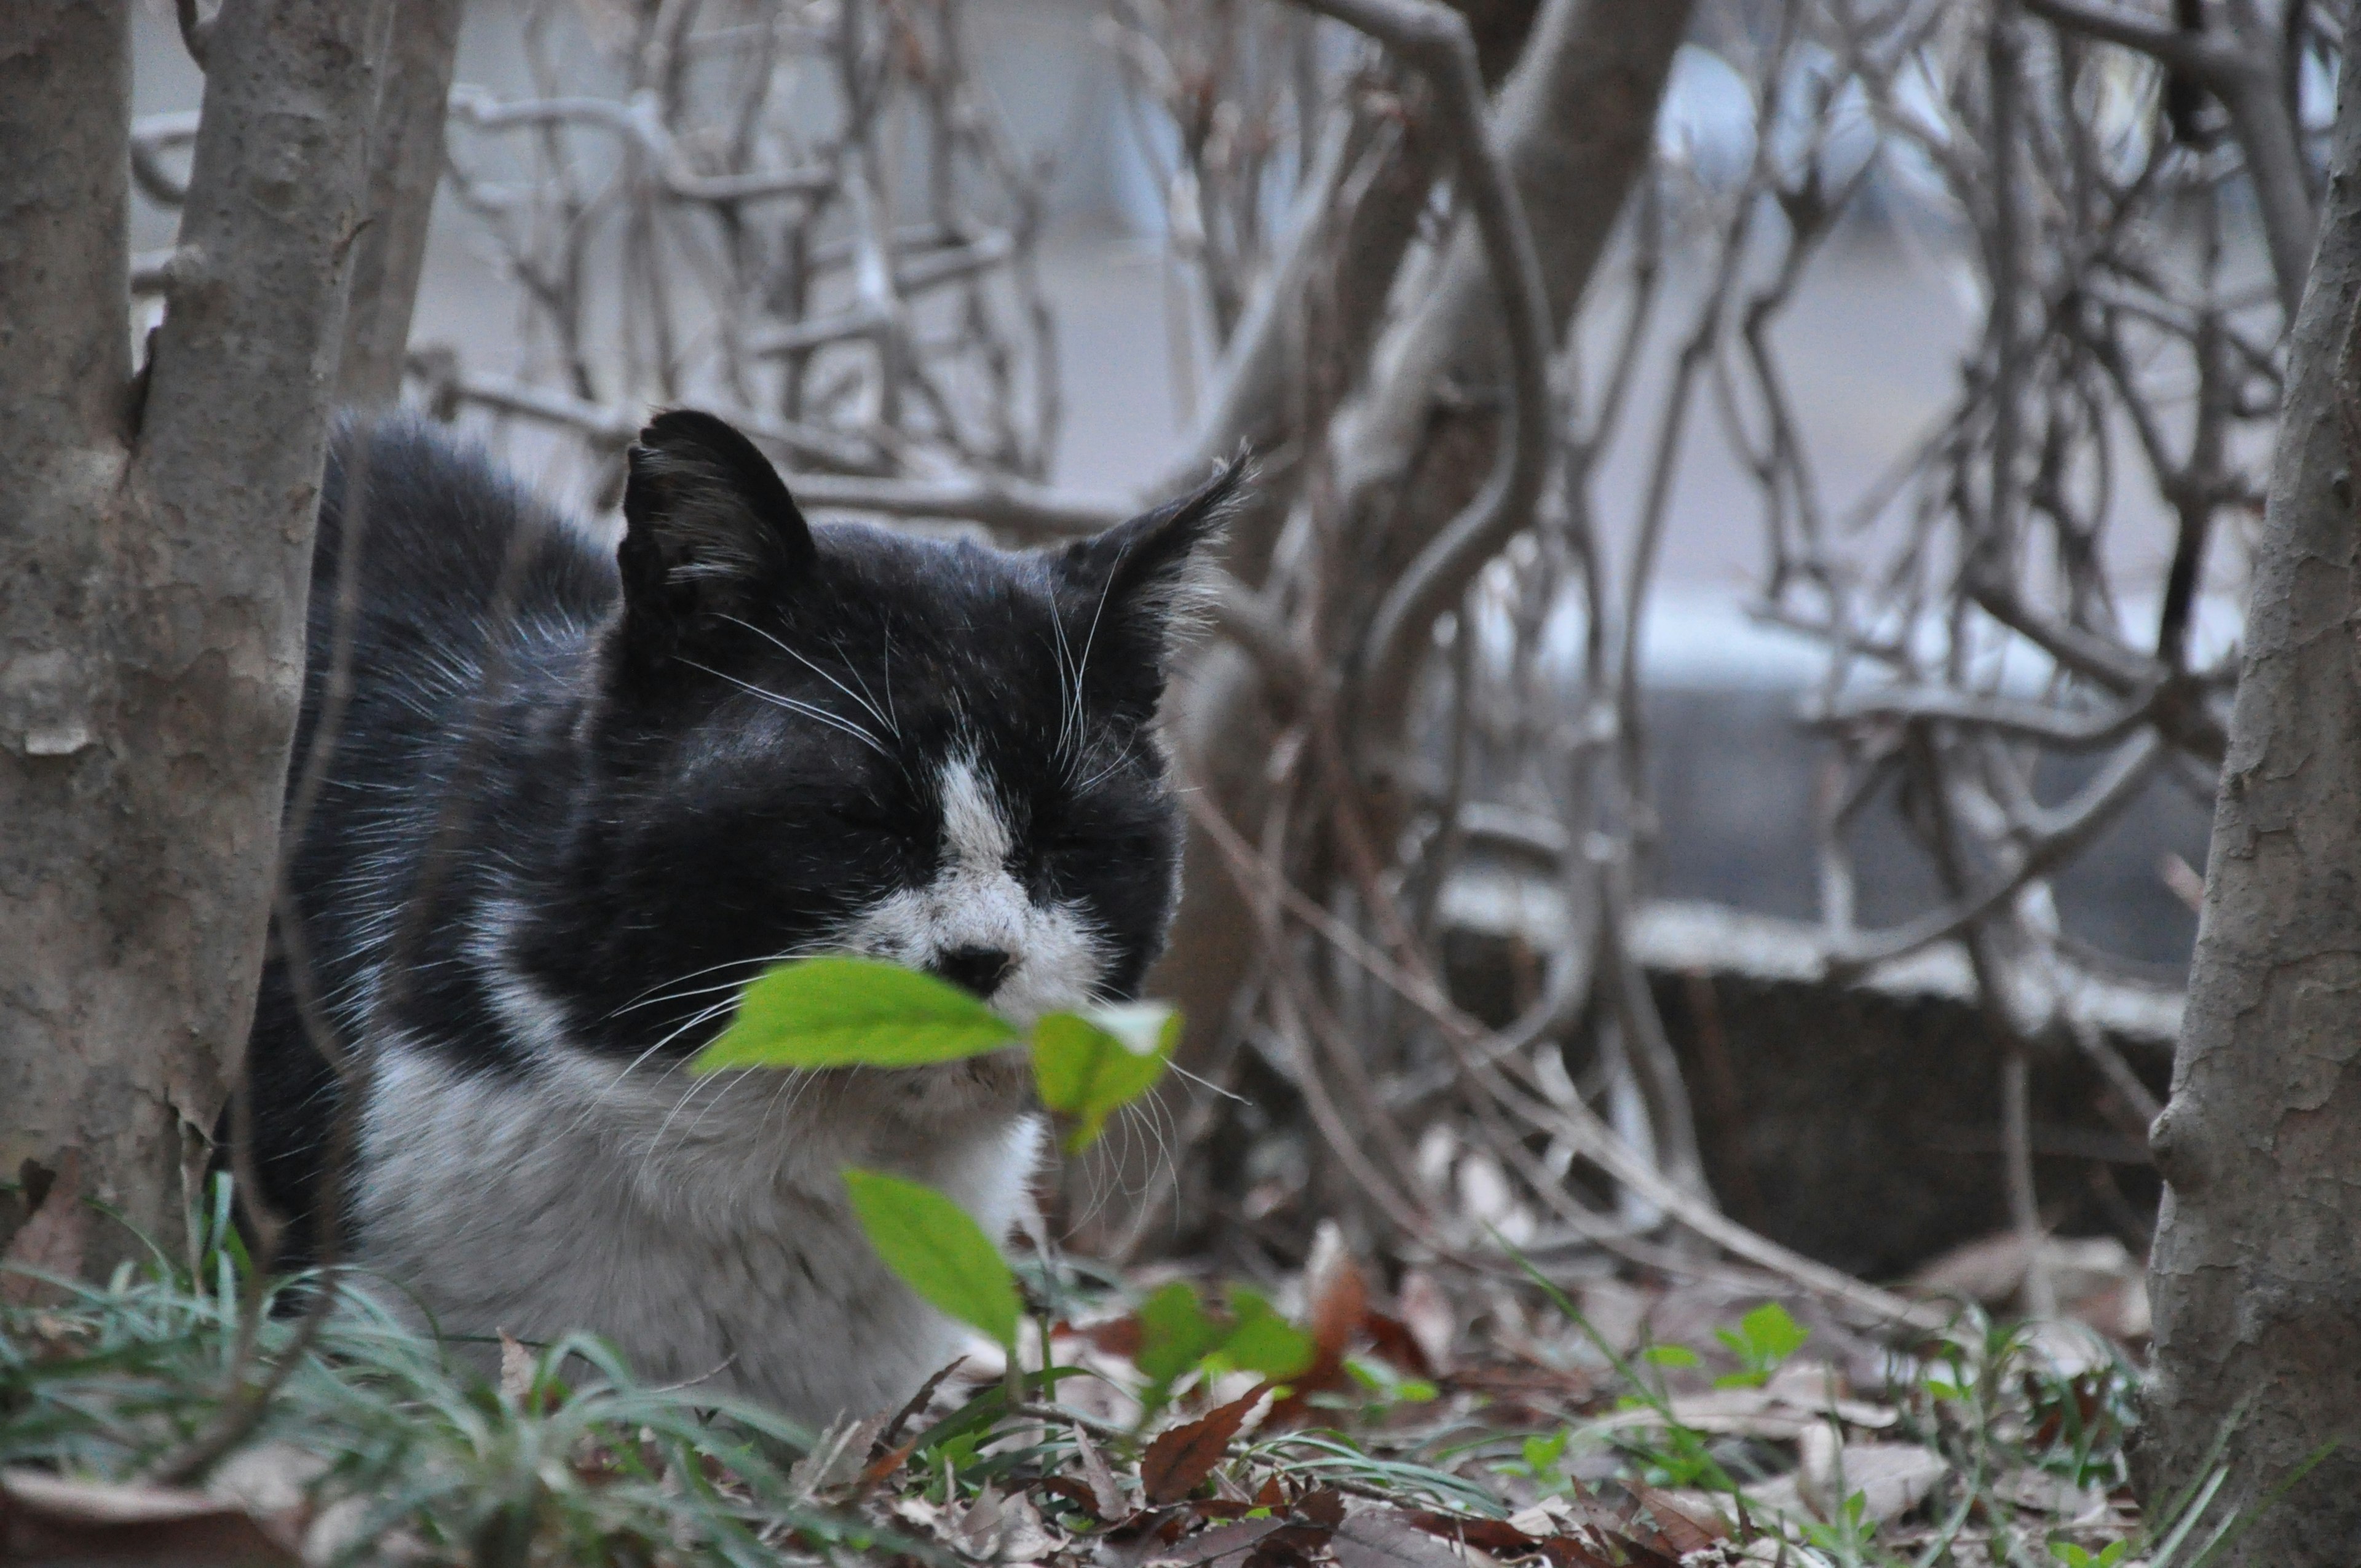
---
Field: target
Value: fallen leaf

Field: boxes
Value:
[877,1355,968,1453]
[1142,1384,1268,1505]
[1329,1508,1468,1568]
[1763,1360,1898,1430]
[1625,1486,1724,1553]
[954,1484,1008,1555]
[1401,1510,1540,1555]
[1395,1269,1454,1372]
[1,1151,85,1306]
[1070,1312,1144,1359]
[1359,1312,1436,1379]
[1303,1222,1368,1366]
[1535,1534,1619,1568]
[1071,1421,1127,1519]
[1147,1517,1284,1567]
[1264,1226,1367,1424]
[497,1328,535,1407]
[789,1414,890,1499]
[1795,1432,1947,1523]
[1038,1473,1097,1506]
[853,1438,917,1495]
[1992,1468,2109,1524]
[994,1490,1062,1560]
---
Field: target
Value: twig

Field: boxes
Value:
[1825,730,2165,976]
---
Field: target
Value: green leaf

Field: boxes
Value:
[1029,1004,1178,1154]
[1737,1301,1809,1364]
[1639,1343,1703,1369]
[842,1168,1021,1348]
[1135,1281,1225,1385]
[689,957,1016,1073]
[1214,1287,1314,1380]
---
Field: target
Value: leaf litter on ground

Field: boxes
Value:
[3,1184,2197,1568]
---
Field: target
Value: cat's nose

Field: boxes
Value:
[932,945,1016,1000]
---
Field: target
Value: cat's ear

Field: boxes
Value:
[1055,459,1244,712]
[616,410,815,663]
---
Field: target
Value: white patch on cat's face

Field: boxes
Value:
[840,752,1104,1027]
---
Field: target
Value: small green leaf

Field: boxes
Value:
[1029,1004,1179,1153]
[690,957,1016,1073]
[1522,1430,1570,1475]
[1639,1343,1703,1369]
[1134,1280,1224,1385]
[1214,1287,1314,1380]
[843,1168,1021,1348]
[1738,1301,1809,1364]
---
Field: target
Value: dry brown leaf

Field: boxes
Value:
[497,1328,534,1406]
[1535,1534,1619,1568]
[877,1356,968,1453]
[789,1413,891,1499]
[1146,1517,1284,1568]
[1395,1269,1455,1372]
[1072,1422,1127,1519]
[1329,1508,1468,1568]
[1401,1509,1540,1556]
[1141,1384,1268,1505]
[1624,1485,1725,1553]
[1,1151,85,1306]
[1303,1221,1369,1367]
[854,1438,917,1496]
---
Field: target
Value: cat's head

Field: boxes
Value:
[536,410,1236,1101]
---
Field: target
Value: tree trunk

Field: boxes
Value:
[1,0,387,1273]
[2137,10,2361,1554]
[338,0,464,405]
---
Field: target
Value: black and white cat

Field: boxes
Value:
[242,409,1236,1423]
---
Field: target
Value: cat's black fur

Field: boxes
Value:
[239,410,1235,1417]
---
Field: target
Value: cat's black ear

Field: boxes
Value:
[617,410,815,662]
[1056,459,1244,710]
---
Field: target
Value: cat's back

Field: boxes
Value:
[286,413,619,957]
[312,413,615,672]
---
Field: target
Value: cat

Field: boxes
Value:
[239,408,1238,1424]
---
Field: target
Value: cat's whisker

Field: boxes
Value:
[1050,600,1096,787]
[721,614,900,740]
[1065,566,1122,780]
[826,628,900,743]
[612,948,792,1007]
[678,659,890,757]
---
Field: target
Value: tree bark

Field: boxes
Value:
[1,0,386,1271]
[338,0,464,405]
[0,0,138,1256]
[2137,9,2361,1554]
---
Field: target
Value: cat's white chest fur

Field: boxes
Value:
[354,1043,1039,1423]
